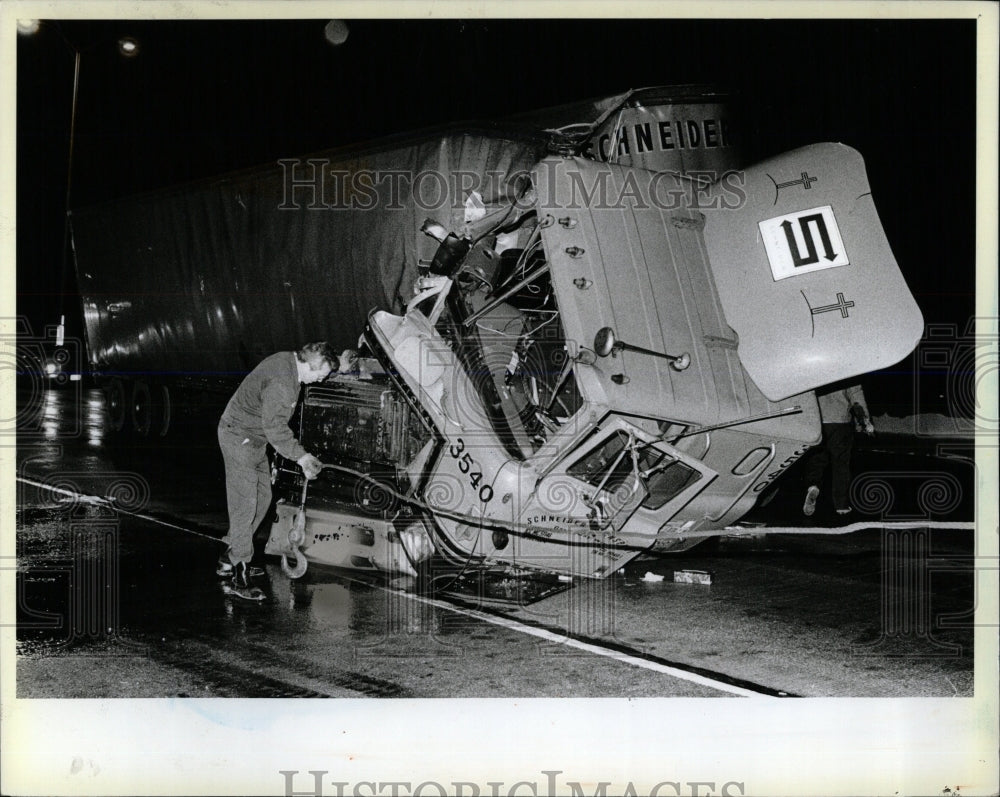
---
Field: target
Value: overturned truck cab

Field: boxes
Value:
[266,142,923,581]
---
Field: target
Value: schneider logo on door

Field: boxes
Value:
[758,205,850,281]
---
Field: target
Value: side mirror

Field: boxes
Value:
[594,327,617,357]
[593,326,691,371]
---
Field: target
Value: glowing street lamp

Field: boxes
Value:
[117,36,139,57]
[323,20,349,46]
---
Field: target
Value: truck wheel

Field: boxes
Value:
[153,384,172,437]
[106,378,128,432]
[131,380,152,436]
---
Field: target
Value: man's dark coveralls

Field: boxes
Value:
[218,352,308,565]
[804,384,871,512]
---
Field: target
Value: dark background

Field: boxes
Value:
[15,18,977,416]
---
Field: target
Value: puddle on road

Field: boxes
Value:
[15,498,505,664]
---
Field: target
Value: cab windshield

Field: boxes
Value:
[567,430,702,510]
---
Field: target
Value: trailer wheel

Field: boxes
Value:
[131,380,152,436]
[153,384,172,437]
[106,378,128,432]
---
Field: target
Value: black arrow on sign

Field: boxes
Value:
[781,214,838,267]
[800,213,838,261]
[781,219,817,266]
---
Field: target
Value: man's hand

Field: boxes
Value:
[414,274,449,294]
[337,348,358,375]
[296,453,324,480]
[863,421,875,437]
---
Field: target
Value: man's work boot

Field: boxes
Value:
[222,561,266,602]
[216,554,263,579]
[802,485,820,517]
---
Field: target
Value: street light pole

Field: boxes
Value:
[57,47,81,346]
[65,48,80,219]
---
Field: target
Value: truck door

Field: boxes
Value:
[519,416,715,540]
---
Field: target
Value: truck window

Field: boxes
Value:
[567,430,701,510]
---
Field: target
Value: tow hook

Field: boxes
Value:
[281,546,308,579]
[281,478,311,579]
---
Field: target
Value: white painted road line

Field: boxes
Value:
[389,587,769,697]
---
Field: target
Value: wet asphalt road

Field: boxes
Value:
[14,385,976,698]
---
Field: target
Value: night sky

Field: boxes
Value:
[15,17,978,415]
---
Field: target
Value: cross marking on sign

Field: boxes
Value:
[810,292,855,318]
[776,171,818,191]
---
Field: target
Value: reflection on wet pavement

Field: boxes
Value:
[14,387,977,697]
